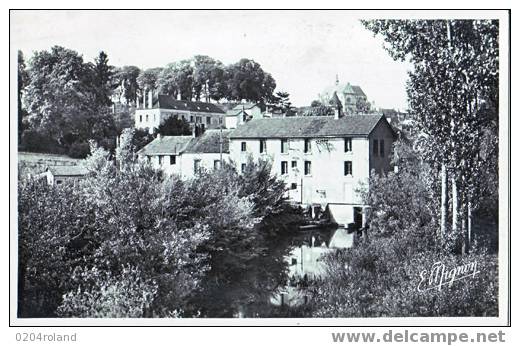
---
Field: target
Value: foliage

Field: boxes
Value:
[137,67,163,91]
[362,20,499,250]
[57,266,158,318]
[90,51,115,107]
[310,244,498,317]
[113,65,141,103]
[21,46,119,155]
[225,58,277,103]
[18,134,291,317]
[68,141,91,158]
[303,105,334,117]
[157,116,192,136]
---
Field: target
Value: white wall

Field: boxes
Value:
[229,136,370,205]
[143,152,230,179]
[135,108,224,133]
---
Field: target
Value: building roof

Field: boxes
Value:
[329,91,343,108]
[184,129,231,154]
[138,136,193,155]
[152,95,225,114]
[351,85,366,98]
[47,165,89,176]
[139,130,231,155]
[229,114,387,139]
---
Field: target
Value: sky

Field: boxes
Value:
[11,10,413,109]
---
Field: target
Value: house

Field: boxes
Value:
[228,113,396,224]
[138,128,231,179]
[134,92,226,133]
[43,165,89,186]
[225,103,264,129]
[318,76,369,115]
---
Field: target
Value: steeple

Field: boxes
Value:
[335,74,339,86]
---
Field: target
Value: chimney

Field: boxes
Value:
[156,133,162,140]
[148,90,153,109]
[136,96,140,108]
[192,124,197,138]
[177,93,181,101]
[143,87,147,109]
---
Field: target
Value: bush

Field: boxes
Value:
[68,141,90,158]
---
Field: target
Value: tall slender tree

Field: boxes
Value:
[362,20,498,252]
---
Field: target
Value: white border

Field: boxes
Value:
[8,8,510,328]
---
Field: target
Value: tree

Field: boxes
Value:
[157,60,194,100]
[362,20,499,252]
[113,65,141,104]
[157,116,192,136]
[192,55,226,102]
[272,91,292,112]
[225,58,276,103]
[91,51,115,107]
[137,67,163,91]
[18,50,29,140]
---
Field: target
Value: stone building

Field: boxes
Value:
[318,76,369,115]
[228,113,396,225]
[134,93,226,134]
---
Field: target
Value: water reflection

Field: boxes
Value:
[270,227,355,307]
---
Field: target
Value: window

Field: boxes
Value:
[291,161,297,168]
[281,139,288,153]
[380,139,385,157]
[146,156,151,163]
[190,115,194,123]
[290,183,298,190]
[344,161,353,176]
[139,115,143,123]
[206,116,211,125]
[219,117,223,124]
[169,155,176,165]
[214,160,221,170]
[241,142,247,152]
[55,179,63,185]
[241,163,247,173]
[344,137,352,152]
[158,155,163,165]
[196,116,202,123]
[304,161,312,175]
[373,139,379,156]
[304,139,311,153]
[146,114,149,122]
[260,140,266,153]
[281,161,288,175]
[194,159,201,174]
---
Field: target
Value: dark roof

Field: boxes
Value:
[229,115,386,139]
[351,85,366,98]
[231,103,259,111]
[47,165,89,176]
[184,129,231,154]
[329,91,342,108]
[153,95,225,114]
[138,130,231,155]
[138,136,192,155]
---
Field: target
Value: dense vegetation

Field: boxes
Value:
[18,130,297,317]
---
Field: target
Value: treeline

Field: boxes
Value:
[17,46,283,158]
[18,129,298,318]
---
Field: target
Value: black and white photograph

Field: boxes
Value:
[8,8,511,337]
